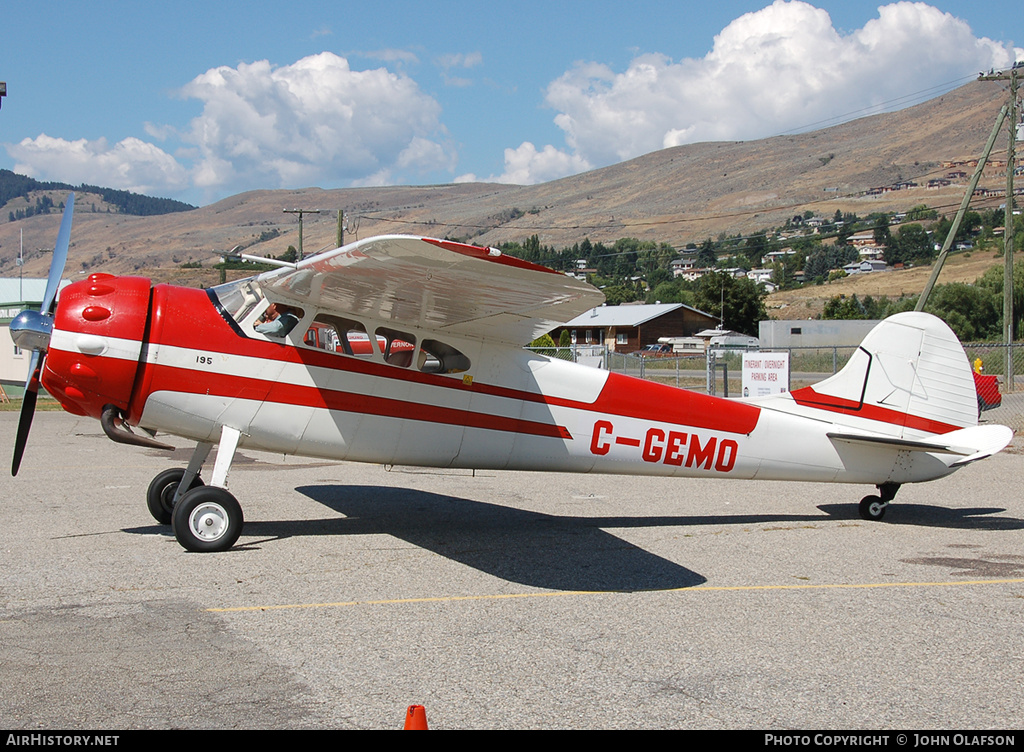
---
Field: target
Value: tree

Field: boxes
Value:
[696,238,717,268]
[822,294,871,320]
[743,233,769,268]
[894,224,933,263]
[874,217,896,264]
[602,284,640,306]
[922,283,1000,341]
[529,333,555,350]
[646,268,672,290]
[693,272,767,336]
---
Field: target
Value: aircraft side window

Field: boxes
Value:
[418,339,471,374]
[306,315,374,357]
[304,322,340,351]
[375,327,416,368]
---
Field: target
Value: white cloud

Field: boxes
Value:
[436,51,483,71]
[179,52,455,194]
[360,48,421,66]
[525,1,1021,182]
[491,142,592,185]
[8,134,189,194]
[436,51,483,87]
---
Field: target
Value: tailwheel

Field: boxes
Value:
[172,486,243,552]
[858,495,887,521]
[858,483,899,522]
[147,468,204,525]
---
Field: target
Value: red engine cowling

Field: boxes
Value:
[42,274,152,420]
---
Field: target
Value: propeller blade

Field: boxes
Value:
[12,352,42,476]
[12,194,74,476]
[42,193,74,313]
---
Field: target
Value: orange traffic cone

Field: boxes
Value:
[404,704,428,730]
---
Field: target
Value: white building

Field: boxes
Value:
[0,277,72,389]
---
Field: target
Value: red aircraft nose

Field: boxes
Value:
[42,274,152,420]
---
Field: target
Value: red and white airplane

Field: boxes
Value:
[11,195,1014,552]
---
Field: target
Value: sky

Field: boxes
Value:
[1,1,1021,207]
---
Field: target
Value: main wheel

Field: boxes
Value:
[147,468,205,525]
[171,486,243,553]
[858,495,887,521]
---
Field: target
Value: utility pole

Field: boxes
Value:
[917,105,1007,311]
[979,66,1020,392]
[337,209,344,249]
[283,208,321,261]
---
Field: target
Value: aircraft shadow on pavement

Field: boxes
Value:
[126,488,1024,590]
[276,484,711,592]
[816,503,1024,530]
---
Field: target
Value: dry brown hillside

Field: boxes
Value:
[769,248,1009,320]
[0,79,1013,289]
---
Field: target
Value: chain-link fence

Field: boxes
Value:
[531,343,1024,431]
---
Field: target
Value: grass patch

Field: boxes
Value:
[0,398,66,412]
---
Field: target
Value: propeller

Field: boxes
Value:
[11,193,75,476]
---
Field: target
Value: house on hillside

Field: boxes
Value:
[550,302,719,353]
[842,259,888,275]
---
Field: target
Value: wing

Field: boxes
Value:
[256,236,605,345]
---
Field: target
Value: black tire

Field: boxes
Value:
[171,486,244,553]
[147,468,204,525]
[858,495,887,522]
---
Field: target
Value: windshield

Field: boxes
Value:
[210,278,266,325]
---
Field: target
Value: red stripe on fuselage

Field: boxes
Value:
[790,385,959,434]
[144,363,572,440]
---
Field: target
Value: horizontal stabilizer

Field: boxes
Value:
[828,424,1013,466]
[943,424,1015,467]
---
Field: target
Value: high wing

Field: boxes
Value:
[256,235,605,345]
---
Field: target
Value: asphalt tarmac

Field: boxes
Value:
[2,411,1022,730]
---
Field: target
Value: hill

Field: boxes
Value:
[0,79,1012,290]
[0,170,195,220]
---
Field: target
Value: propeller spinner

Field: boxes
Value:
[10,193,74,475]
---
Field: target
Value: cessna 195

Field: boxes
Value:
[10,195,1014,552]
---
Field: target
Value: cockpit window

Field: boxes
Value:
[210,278,265,325]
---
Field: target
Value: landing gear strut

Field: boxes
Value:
[858,482,900,521]
[146,426,245,552]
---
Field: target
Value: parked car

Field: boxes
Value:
[973,370,1002,414]
[636,343,674,357]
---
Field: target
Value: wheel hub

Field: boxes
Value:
[190,504,228,541]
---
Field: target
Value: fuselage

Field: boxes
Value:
[41,274,965,489]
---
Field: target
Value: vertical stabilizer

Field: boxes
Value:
[787,312,978,438]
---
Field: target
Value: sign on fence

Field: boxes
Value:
[742,352,790,397]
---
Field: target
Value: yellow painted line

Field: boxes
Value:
[206,577,1024,613]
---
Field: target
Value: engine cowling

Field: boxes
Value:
[42,274,152,420]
